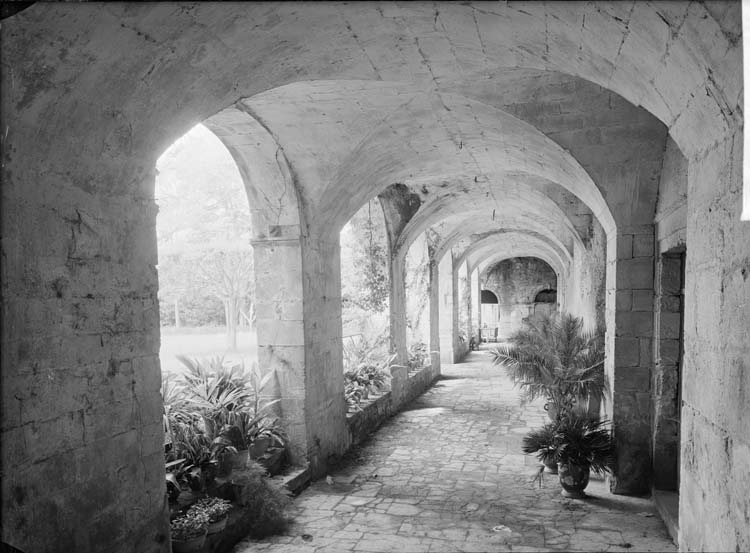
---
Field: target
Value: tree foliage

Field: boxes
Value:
[341,200,389,313]
[155,124,255,346]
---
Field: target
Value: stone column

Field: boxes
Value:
[607,228,656,495]
[389,250,408,365]
[470,266,481,339]
[252,236,308,466]
[300,234,348,477]
[438,253,454,364]
[428,251,441,371]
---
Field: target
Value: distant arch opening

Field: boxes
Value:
[534,289,557,303]
[481,290,499,304]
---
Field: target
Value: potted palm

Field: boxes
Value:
[490,312,605,419]
[188,496,233,534]
[170,510,209,552]
[523,413,615,498]
[522,423,559,474]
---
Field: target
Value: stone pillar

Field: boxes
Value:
[608,228,656,495]
[438,253,454,365]
[252,237,307,466]
[389,364,408,408]
[300,234,348,477]
[470,267,481,339]
[428,251,441,371]
[389,250,408,365]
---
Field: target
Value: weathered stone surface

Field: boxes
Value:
[480,257,557,339]
[234,353,676,553]
[1,2,747,551]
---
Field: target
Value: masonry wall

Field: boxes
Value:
[679,128,750,552]
[481,257,557,339]
[651,136,688,492]
[567,218,607,332]
[1,168,169,551]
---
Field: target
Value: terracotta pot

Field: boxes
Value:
[207,515,228,535]
[543,457,558,474]
[171,530,207,553]
[558,463,590,498]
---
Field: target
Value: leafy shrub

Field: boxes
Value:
[232,460,292,538]
[170,510,209,541]
[162,358,282,469]
[344,358,392,411]
[188,497,232,523]
[407,341,429,370]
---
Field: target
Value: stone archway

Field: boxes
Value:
[2,4,747,552]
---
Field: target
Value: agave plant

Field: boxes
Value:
[490,312,606,416]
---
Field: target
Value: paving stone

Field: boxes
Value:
[233,351,676,553]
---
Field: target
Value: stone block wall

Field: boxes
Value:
[567,217,607,332]
[301,236,349,477]
[480,257,557,339]
[1,169,169,552]
[651,136,688,493]
[679,127,750,552]
[608,225,657,495]
[346,363,440,448]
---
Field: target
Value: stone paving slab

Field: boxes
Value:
[234,351,676,553]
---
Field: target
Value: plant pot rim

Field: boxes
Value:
[172,528,208,542]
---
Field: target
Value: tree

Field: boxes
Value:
[156,124,256,348]
[195,250,254,349]
[341,200,389,313]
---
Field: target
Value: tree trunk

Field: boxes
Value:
[174,298,181,328]
[226,298,238,350]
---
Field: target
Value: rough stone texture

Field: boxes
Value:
[655,137,688,252]
[652,252,684,492]
[438,254,456,365]
[235,351,676,553]
[301,236,348,477]
[567,217,607,331]
[480,257,557,339]
[1,2,748,551]
[346,364,439,449]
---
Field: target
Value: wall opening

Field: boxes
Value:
[155,123,258,375]
[480,257,557,341]
[340,199,391,411]
[405,232,430,366]
[533,288,558,318]
[651,245,686,541]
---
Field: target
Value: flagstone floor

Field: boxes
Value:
[234,350,676,552]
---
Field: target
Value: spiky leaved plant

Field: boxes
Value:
[522,412,615,487]
[552,413,615,474]
[490,312,606,416]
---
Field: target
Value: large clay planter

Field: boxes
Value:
[558,463,590,498]
[171,531,207,553]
